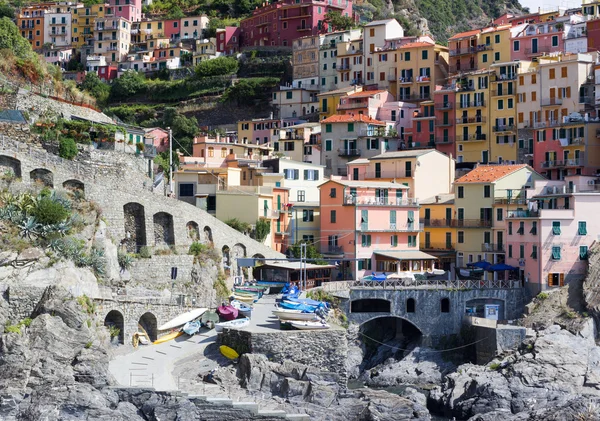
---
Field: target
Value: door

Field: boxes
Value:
[424,208,431,222]
[532,38,538,54]
[482,150,489,164]
[445,208,452,225]
[353,168,359,180]
[405,161,412,177]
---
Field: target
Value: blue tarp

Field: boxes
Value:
[467,261,492,269]
[488,263,518,271]
[372,273,387,281]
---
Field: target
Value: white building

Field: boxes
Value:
[318,29,362,92]
[44,10,72,47]
[93,17,131,63]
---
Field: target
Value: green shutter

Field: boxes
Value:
[390,210,396,224]
[325,140,332,151]
[531,245,537,259]
[361,210,368,230]
[396,189,403,200]
[326,123,332,133]
[358,260,364,270]
[552,221,561,235]
[264,200,268,217]
[367,235,372,247]
[277,219,281,232]
[552,246,561,260]
[277,195,281,210]
[578,221,587,235]
[348,123,354,132]
[580,246,588,260]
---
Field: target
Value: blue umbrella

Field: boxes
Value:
[467,261,492,269]
[488,263,517,271]
[372,273,387,281]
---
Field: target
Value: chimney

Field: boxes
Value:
[435,195,441,203]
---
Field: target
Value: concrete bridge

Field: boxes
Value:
[330,280,527,344]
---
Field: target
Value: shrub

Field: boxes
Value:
[213,270,230,300]
[4,323,21,334]
[108,325,120,338]
[537,292,549,300]
[85,341,92,349]
[118,251,134,270]
[139,246,151,258]
[33,197,70,225]
[189,241,208,256]
[489,362,501,371]
[59,137,78,160]
[77,295,96,315]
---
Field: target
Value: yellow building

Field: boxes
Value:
[453,164,544,268]
[419,193,456,270]
[72,4,106,49]
[336,37,364,89]
[317,85,362,120]
[396,41,449,102]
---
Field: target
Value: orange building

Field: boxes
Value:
[17,3,54,49]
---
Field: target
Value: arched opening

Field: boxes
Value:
[62,179,85,194]
[104,310,124,345]
[153,211,175,247]
[406,298,415,313]
[203,226,214,245]
[222,245,231,273]
[0,155,22,178]
[138,312,158,342]
[186,221,200,241]
[359,316,422,370]
[351,299,391,313]
[465,298,505,320]
[123,203,147,253]
[252,253,265,264]
[30,168,54,187]
[232,243,247,258]
[441,298,450,313]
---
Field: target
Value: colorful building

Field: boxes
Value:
[318,29,361,92]
[93,17,131,64]
[216,27,240,55]
[237,117,305,145]
[292,35,320,88]
[17,3,53,49]
[420,193,456,270]
[318,85,362,120]
[44,5,73,48]
[274,122,320,162]
[72,4,107,49]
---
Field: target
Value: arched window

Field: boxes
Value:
[406,298,415,313]
[441,298,450,313]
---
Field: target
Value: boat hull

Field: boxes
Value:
[158,308,207,331]
[273,310,318,321]
[290,321,330,330]
[153,331,183,344]
[183,321,201,336]
[215,318,250,333]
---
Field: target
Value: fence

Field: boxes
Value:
[318,278,519,291]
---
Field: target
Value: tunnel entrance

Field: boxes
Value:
[351,299,391,313]
[138,312,157,342]
[104,310,125,345]
[359,316,422,370]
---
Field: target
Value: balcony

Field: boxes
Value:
[532,119,559,129]
[423,242,455,250]
[449,65,477,74]
[492,73,517,81]
[337,100,370,110]
[492,124,516,132]
[387,73,398,81]
[435,137,454,144]
[481,243,505,253]
[525,46,551,56]
[507,210,540,218]
[541,98,563,107]
[541,158,585,168]
[458,100,485,108]
[398,77,413,84]
[456,116,486,124]
[562,137,585,146]
[338,148,361,157]
[435,102,453,110]
[325,245,344,254]
[49,21,68,26]
[449,46,477,57]
[362,222,425,232]
[264,210,280,219]
[343,195,419,206]
[363,170,409,179]
[337,63,350,71]
[398,93,432,101]
[435,120,453,127]
[457,134,487,142]
[424,218,492,228]
[494,197,528,205]
[296,25,311,31]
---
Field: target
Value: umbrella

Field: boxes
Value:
[372,273,387,281]
[467,260,492,269]
[488,263,518,271]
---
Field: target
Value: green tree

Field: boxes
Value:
[0,1,14,19]
[204,17,240,38]
[224,218,251,234]
[253,218,270,243]
[195,56,239,78]
[324,11,355,31]
[161,107,199,154]
[110,70,146,100]
[58,137,78,160]
[166,5,185,19]
[154,150,180,182]
[81,72,110,106]
[0,17,33,59]
[33,197,70,225]
[287,241,327,264]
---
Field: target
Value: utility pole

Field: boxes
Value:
[168,127,173,197]
[300,242,307,291]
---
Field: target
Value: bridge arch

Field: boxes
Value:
[350,298,391,313]
[0,155,22,178]
[30,168,54,187]
[62,179,85,194]
[203,226,213,246]
[153,211,174,247]
[123,202,147,253]
[186,221,200,241]
[138,312,158,342]
[104,309,124,345]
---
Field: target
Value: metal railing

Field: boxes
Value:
[337,148,361,156]
[434,137,454,144]
[325,245,343,254]
[541,158,585,168]
[362,222,424,232]
[424,218,491,228]
[507,210,539,218]
[422,242,455,250]
[350,278,520,290]
[541,98,563,106]
[456,116,486,124]
[458,100,485,108]
[343,196,419,206]
[481,243,505,252]
[493,124,516,132]
[435,102,453,110]
[457,134,487,141]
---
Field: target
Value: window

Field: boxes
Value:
[286,91,293,99]
[552,35,558,47]
[552,221,561,235]
[284,169,299,179]
[458,231,464,243]
[494,52,500,61]
[578,221,587,235]
[552,246,561,260]
[561,66,567,78]
[297,190,305,202]
[517,221,524,235]
[513,40,520,51]
[304,170,319,181]
[495,34,500,43]
[508,221,513,235]
[483,185,490,198]
[580,245,589,260]
[549,68,555,79]
[548,273,563,287]
[531,245,538,259]
[421,50,428,60]
[179,183,194,197]
[302,209,314,221]
[348,123,354,132]
[358,259,372,270]
[391,235,398,247]
[496,208,503,221]
[325,123,332,133]
[330,210,337,223]
[508,244,513,258]
[361,234,372,247]
[457,186,464,198]
[497,99,504,110]
[482,54,488,63]
[408,235,417,247]
[330,188,336,198]
[325,139,332,151]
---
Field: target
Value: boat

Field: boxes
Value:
[215,317,250,333]
[234,288,263,298]
[217,305,239,321]
[231,294,257,304]
[426,269,446,277]
[290,320,330,330]
[236,286,267,293]
[219,345,240,360]
[183,320,201,335]
[272,308,319,321]
[230,300,253,318]
[285,297,327,307]
[280,301,319,312]
[157,308,207,331]
[201,311,219,324]
[256,280,287,293]
[153,330,183,344]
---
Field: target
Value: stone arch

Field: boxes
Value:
[350,298,391,313]
[104,309,124,345]
[186,221,200,241]
[62,179,85,194]
[406,298,416,313]
[222,245,231,268]
[138,312,158,342]
[232,243,247,259]
[440,297,450,313]
[0,155,22,178]
[123,202,147,253]
[153,211,175,247]
[252,253,265,264]
[203,226,214,245]
[29,168,54,187]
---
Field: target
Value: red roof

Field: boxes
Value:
[399,41,434,49]
[347,90,387,98]
[321,114,386,125]
[449,29,481,41]
[456,164,528,183]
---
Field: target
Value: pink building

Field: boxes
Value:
[319,178,435,279]
[164,18,179,39]
[98,65,118,81]
[107,0,141,22]
[184,133,273,169]
[505,175,600,294]
[510,20,565,61]
[405,102,435,150]
[239,0,353,48]
[144,127,169,153]
[337,89,394,119]
[216,27,240,55]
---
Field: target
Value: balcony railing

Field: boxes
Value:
[449,65,477,74]
[343,196,419,206]
[507,210,540,218]
[456,116,486,124]
[481,243,505,252]
[363,170,409,179]
[435,120,453,127]
[337,148,361,157]
[423,219,491,228]
[457,134,487,142]
[541,158,585,168]
[325,245,343,254]
[362,222,425,232]
[435,102,453,110]
[337,63,350,71]
[532,119,559,129]
[541,98,563,106]
[494,198,527,205]
[458,100,485,108]
[422,242,455,250]
[492,124,516,132]
[398,93,432,101]
[435,137,454,144]
[525,46,551,56]
[449,46,478,56]
[398,77,413,83]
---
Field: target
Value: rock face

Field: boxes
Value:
[429,321,600,420]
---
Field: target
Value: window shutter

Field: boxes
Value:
[566,87,571,98]
[303,209,308,220]
[294,169,300,180]
[314,171,319,180]
[559,273,565,287]
[304,169,309,180]
[358,260,363,270]
[547,273,552,286]
[558,89,562,99]
[578,221,587,235]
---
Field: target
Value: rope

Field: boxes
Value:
[356,331,490,353]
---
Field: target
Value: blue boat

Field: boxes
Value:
[286,297,327,307]
[183,320,201,335]
[279,301,323,313]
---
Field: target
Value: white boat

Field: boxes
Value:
[215,317,250,333]
[158,308,207,331]
[290,320,330,330]
[230,300,253,318]
[272,308,318,321]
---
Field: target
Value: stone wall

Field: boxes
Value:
[0,124,33,144]
[471,322,527,364]
[0,92,18,109]
[219,329,349,386]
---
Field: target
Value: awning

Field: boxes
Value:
[374,250,439,260]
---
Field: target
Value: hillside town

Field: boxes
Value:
[4,0,600,419]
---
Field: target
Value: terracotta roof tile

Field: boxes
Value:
[347,89,387,98]
[456,164,528,184]
[398,41,434,49]
[320,114,386,125]
[449,29,482,41]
